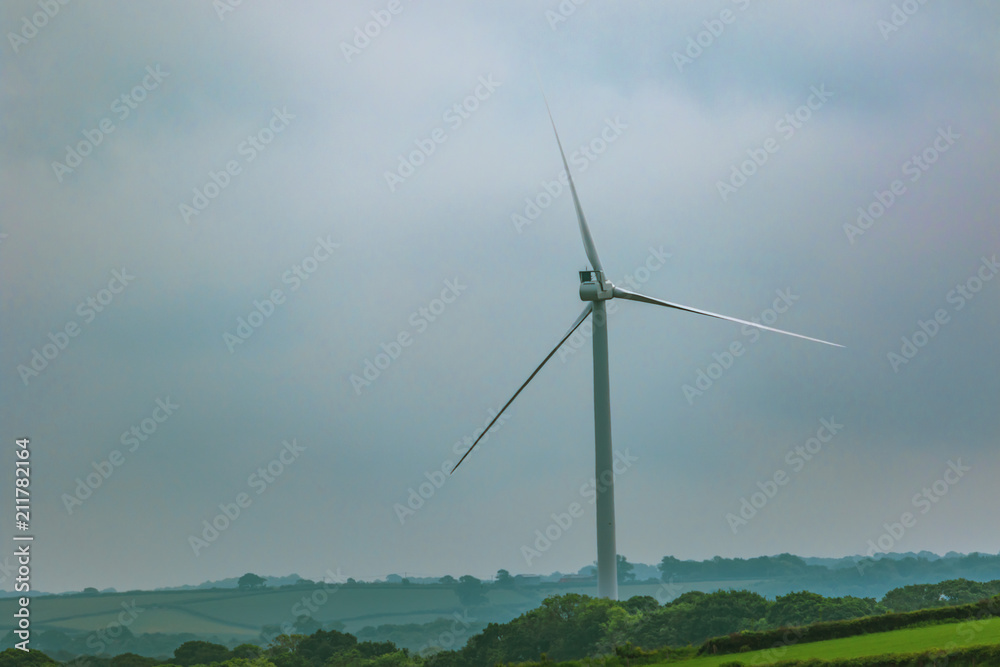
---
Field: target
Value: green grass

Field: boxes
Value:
[0,580,721,638]
[661,616,1000,666]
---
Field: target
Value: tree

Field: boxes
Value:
[265,634,309,667]
[293,615,322,636]
[438,575,457,585]
[173,640,231,666]
[617,555,636,585]
[495,569,514,588]
[239,573,267,590]
[294,628,356,664]
[0,649,60,667]
[595,606,638,655]
[456,575,488,606]
[622,595,659,614]
[230,644,263,660]
[83,587,99,594]
[109,654,158,667]
[216,659,276,667]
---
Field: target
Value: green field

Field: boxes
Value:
[664,616,1000,666]
[1,580,761,639]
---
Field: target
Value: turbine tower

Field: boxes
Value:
[450,96,843,601]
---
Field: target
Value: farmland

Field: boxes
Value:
[0,580,714,640]
[661,617,1000,666]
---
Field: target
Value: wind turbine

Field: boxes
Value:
[450,95,843,601]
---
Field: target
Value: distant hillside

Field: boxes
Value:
[3,574,1000,661]
[154,574,305,592]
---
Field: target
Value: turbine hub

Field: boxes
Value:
[579,270,614,301]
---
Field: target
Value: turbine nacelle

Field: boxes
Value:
[579,270,614,301]
[449,87,844,602]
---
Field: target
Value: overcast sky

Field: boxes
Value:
[2,1,999,594]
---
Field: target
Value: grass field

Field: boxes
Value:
[0,580,759,638]
[661,616,1000,666]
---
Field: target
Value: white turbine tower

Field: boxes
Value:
[450,96,843,601]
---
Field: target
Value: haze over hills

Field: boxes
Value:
[4,553,1000,660]
[6,551,999,597]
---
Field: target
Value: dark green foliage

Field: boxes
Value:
[495,570,514,588]
[765,591,882,627]
[62,657,111,667]
[355,641,397,659]
[109,653,160,667]
[730,643,1000,666]
[629,589,768,648]
[0,649,59,667]
[616,556,636,585]
[229,645,262,660]
[14,575,1000,667]
[430,594,619,666]
[699,593,1000,655]
[238,574,267,591]
[454,576,487,607]
[355,616,484,655]
[880,577,1000,612]
[657,553,1000,598]
[621,596,658,615]
[290,617,321,637]
[0,627,411,667]
[294,629,356,664]
[171,640,230,666]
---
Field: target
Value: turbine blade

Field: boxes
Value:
[539,90,605,274]
[613,287,844,348]
[451,304,594,474]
